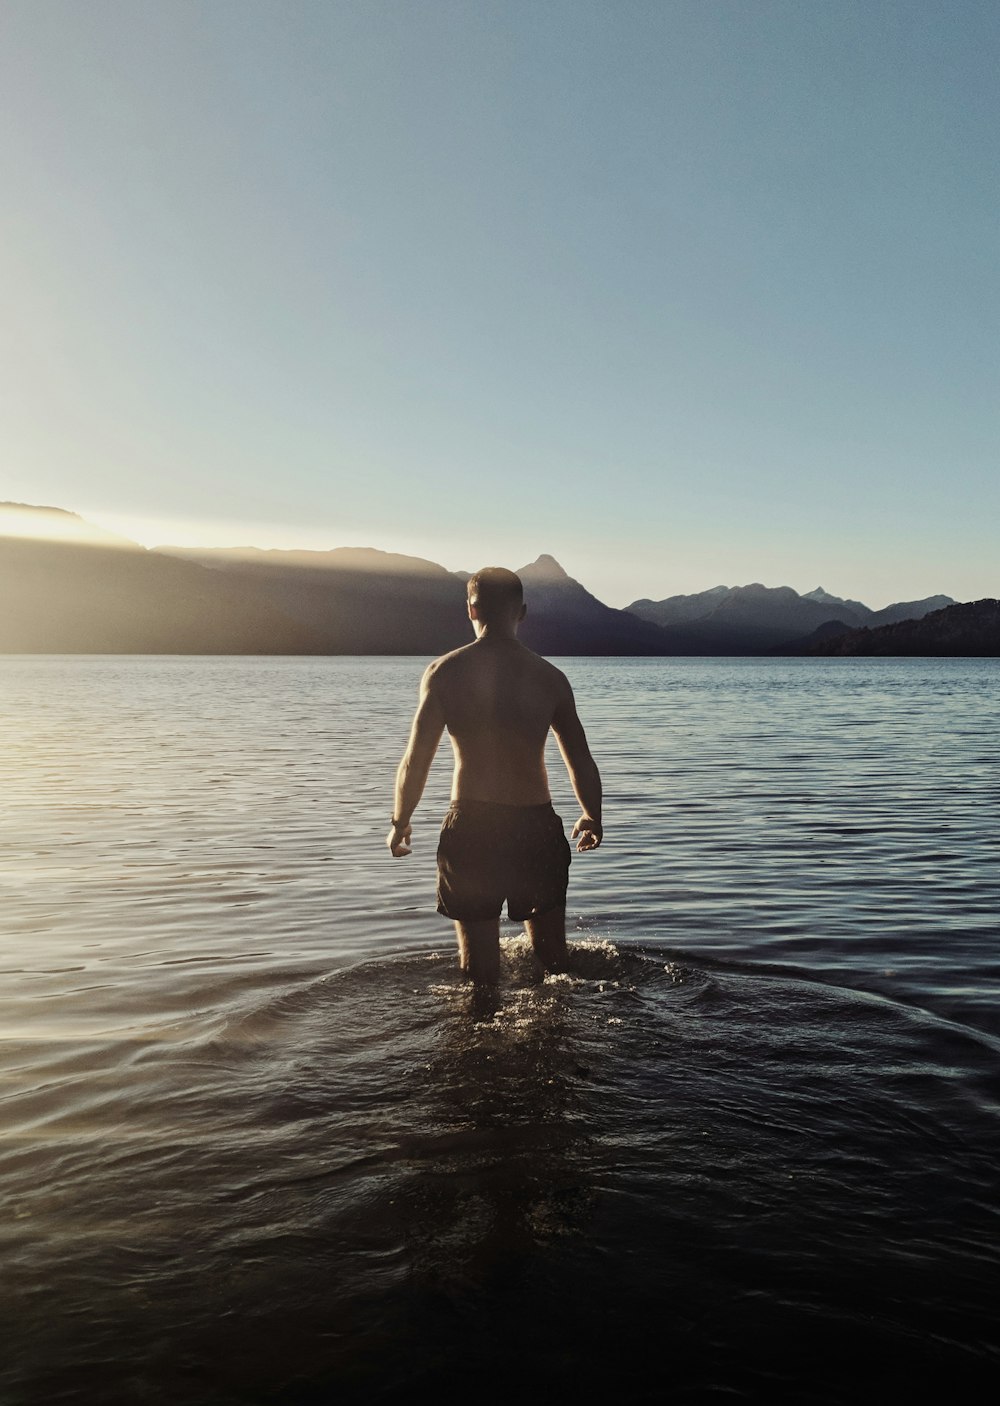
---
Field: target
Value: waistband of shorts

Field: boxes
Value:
[444,798,555,817]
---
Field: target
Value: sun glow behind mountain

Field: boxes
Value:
[0,504,146,551]
[90,511,476,571]
[0,503,456,571]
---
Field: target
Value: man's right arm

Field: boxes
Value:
[551,680,603,852]
[387,665,446,857]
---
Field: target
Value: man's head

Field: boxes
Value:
[467,566,526,635]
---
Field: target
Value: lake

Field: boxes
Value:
[1,655,998,1403]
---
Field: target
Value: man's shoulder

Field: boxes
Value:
[524,649,570,689]
[423,643,477,684]
[423,640,569,693]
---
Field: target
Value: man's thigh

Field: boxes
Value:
[506,809,571,922]
[436,811,505,922]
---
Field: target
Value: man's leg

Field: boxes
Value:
[455,918,502,986]
[525,907,568,974]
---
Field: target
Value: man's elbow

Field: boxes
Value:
[400,745,434,781]
[581,756,603,790]
[567,745,597,775]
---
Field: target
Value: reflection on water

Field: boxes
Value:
[1,657,999,1401]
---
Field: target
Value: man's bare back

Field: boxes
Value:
[387,567,602,986]
[431,636,574,806]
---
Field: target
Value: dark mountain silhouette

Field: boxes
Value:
[808,600,1000,656]
[0,504,317,653]
[803,587,873,619]
[867,594,955,628]
[3,502,975,656]
[627,583,956,654]
[158,547,669,656]
[157,544,471,654]
[627,583,867,652]
[771,618,869,655]
[627,584,731,629]
[514,555,669,656]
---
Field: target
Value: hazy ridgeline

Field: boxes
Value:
[2,655,998,1403]
[4,503,990,657]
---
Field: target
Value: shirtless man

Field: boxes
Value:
[386,566,603,985]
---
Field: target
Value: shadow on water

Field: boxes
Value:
[3,938,1000,1404]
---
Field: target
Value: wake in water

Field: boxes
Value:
[3,937,999,1404]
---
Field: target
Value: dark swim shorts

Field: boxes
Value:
[436,799,571,923]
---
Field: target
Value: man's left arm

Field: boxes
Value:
[387,667,446,857]
[552,680,603,852]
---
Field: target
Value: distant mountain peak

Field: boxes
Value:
[520,554,570,579]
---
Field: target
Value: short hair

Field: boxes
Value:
[467,566,524,624]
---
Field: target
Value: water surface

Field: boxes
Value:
[1,656,998,1402]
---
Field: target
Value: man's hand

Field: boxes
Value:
[387,820,412,857]
[571,816,602,852]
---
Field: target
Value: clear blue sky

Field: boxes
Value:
[2,0,997,607]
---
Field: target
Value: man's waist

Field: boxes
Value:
[445,796,555,817]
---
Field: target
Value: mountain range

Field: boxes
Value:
[805,598,1000,657]
[627,583,956,653]
[2,502,992,656]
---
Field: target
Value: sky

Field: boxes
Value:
[1,0,997,609]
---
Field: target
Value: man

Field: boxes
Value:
[387,566,603,985]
